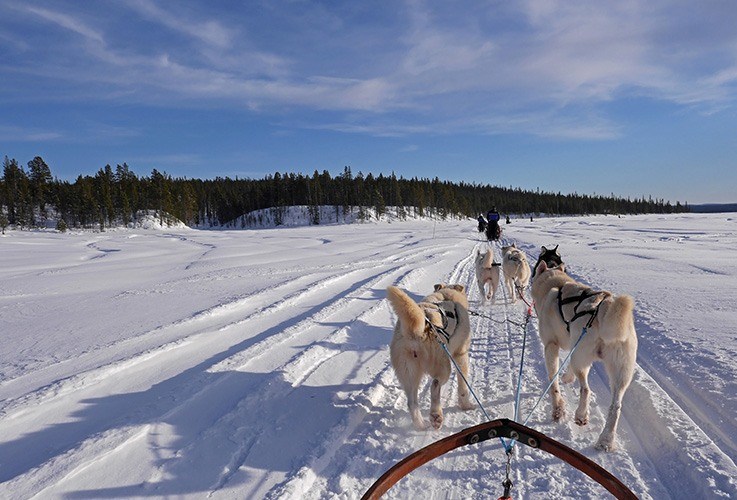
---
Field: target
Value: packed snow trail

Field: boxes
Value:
[1,215,736,498]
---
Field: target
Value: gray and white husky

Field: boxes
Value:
[531,260,638,451]
[501,243,531,303]
[475,249,500,304]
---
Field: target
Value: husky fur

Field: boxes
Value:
[386,285,474,430]
[531,245,564,278]
[501,244,531,303]
[423,283,469,309]
[475,249,500,304]
[531,261,638,451]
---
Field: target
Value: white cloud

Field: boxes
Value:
[0,125,63,142]
[23,5,103,43]
[123,0,233,48]
[6,0,737,140]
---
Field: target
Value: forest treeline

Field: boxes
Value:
[1,155,688,230]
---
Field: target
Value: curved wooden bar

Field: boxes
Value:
[361,419,637,500]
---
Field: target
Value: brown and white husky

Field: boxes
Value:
[385,285,474,430]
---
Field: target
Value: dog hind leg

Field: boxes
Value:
[429,378,444,429]
[544,343,566,421]
[453,351,475,410]
[596,344,636,450]
[505,276,515,303]
[574,365,592,426]
[396,360,426,430]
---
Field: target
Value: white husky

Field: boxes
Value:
[501,244,531,303]
[386,285,474,430]
[475,249,500,304]
[531,261,638,451]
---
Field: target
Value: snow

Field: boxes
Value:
[1,213,736,499]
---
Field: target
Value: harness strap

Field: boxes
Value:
[426,316,450,343]
[557,286,606,332]
[424,301,458,344]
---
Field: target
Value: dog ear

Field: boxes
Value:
[535,260,548,275]
[512,243,516,248]
[451,284,465,292]
[553,245,560,255]
[434,283,444,291]
[541,245,548,252]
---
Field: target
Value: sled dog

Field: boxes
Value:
[386,285,474,430]
[501,244,531,303]
[531,260,638,451]
[423,283,469,309]
[475,249,500,304]
[531,245,564,278]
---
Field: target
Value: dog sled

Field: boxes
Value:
[486,219,502,241]
[486,208,502,241]
[362,418,637,499]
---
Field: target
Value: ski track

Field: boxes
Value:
[1,220,736,498]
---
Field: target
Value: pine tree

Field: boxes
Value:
[2,157,29,225]
[0,212,8,234]
[373,189,386,220]
[27,156,52,212]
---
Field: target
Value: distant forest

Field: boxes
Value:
[1,155,688,230]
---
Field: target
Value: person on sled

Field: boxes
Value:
[486,207,501,241]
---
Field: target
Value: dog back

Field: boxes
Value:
[424,283,469,309]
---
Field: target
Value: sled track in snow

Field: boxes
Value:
[3,227,736,498]
[0,236,465,497]
[321,237,736,499]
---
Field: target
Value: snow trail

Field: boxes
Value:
[1,215,736,498]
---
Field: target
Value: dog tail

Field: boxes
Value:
[482,250,494,268]
[386,286,427,340]
[597,294,636,343]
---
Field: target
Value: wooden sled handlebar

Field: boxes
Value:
[361,418,637,500]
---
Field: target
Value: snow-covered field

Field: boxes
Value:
[1,213,736,499]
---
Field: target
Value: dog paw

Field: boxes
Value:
[430,412,444,429]
[595,436,617,452]
[458,399,475,411]
[411,416,428,431]
[552,406,566,422]
[575,415,588,426]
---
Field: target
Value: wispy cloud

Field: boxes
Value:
[0,125,63,142]
[122,0,233,48]
[3,0,737,141]
[23,5,103,43]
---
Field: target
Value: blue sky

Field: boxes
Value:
[2,1,737,204]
